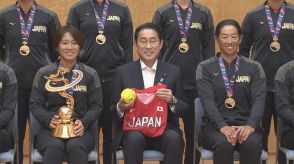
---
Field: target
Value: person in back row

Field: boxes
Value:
[0,0,60,162]
[67,1,133,162]
[153,0,215,162]
[240,1,294,162]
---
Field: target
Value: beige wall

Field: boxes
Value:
[2,0,294,155]
[3,0,290,29]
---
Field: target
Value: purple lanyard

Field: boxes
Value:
[173,0,193,39]
[264,3,286,39]
[16,2,36,44]
[58,63,79,95]
[90,0,110,32]
[219,56,240,97]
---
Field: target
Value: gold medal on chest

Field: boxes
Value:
[225,97,235,109]
[270,37,280,52]
[96,31,106,45]
[19,43,30,56]
[178,38,189,53]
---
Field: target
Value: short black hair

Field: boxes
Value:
[215,19,242,37]
[134,23,163,42]
[53,25,84,49]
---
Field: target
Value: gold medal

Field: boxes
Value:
[19,44,30,56]
[270,37,280,52]
[96,31,106,45]
[225,97,235,109]
[178,38,189,53]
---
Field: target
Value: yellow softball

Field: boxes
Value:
[121,88,136,103]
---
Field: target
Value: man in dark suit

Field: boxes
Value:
[111,23,188,164]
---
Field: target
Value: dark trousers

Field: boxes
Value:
[262,92,277,151]
[262,92,286,163]
[0,129,11,153]
[280,129,294,164]
[17,87,31,164]
[182,89,199,164]
[99,82,113,164]
[201,125,261,164]
[122,129,184,164]
[36,129,94,164]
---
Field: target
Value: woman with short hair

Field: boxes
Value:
[196,19,266,164]
[30,25,102,164]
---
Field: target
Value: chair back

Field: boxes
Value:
[88,120,99,163]
[29,112,42,136]
[276,116,283,143]
[194,98,204,142]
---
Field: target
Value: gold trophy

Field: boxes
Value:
[44,66,83,138]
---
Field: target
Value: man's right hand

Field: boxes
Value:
[117,98,134,112]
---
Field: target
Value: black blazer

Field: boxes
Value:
[110,60,188,151]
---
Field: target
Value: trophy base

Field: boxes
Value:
[52,123,76,138]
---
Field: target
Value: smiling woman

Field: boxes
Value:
[53,26,84,68]
[58,32,80,64]
[29,25,103,164]
[215,19,242,65]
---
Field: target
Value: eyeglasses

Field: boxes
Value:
[137,39,160,47]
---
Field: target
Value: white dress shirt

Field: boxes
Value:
[140,60,157,88]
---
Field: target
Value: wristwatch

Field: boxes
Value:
[173,96,178,105]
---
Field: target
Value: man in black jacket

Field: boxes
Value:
[111,23,188,164]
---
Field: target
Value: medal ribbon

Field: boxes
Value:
[264,3,286,40]
[16,1,36,44]
[173,0,193,39]
[58,63,79,95]
[219,56,240,97]
[90,0,110,32]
